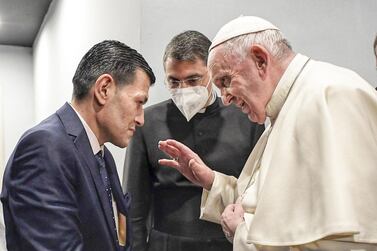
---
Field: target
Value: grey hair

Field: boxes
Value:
[221,29,292,61]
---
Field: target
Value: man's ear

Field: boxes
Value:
[249,44,269,75]
[93,74,115,105]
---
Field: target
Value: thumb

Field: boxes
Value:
[189,158,201,171]
[189,159,202,181]
[189,158,214,190]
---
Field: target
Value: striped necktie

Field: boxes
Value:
[94,151,118,241]
[95,151,126,246]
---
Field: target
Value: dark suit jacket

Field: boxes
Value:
[123,98,265,251]
[1,103,131,251]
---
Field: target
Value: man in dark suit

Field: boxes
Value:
[123,31,264,251]
[1,40,155,251]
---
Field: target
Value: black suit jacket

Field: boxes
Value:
[1,103,131,251]
[123,98,265,251]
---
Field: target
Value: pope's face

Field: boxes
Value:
[209,46,270,124]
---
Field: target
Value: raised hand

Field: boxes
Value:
[158,139,215,190]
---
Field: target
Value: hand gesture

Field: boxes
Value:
[158,139,215,190]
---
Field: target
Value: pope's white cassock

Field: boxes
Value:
[200,53,377,251]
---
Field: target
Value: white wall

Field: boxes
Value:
[141,0,377,103]
[34,0,142,178]
[0,44,33,251]
[0,45,34,174]
[0,60,3,251]
[0,84,3,175]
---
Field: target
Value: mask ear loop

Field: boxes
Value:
[205,79,215,100]
[203,72,213,94]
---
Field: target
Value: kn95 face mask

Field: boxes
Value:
[170,82,211,121]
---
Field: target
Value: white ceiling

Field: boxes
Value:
[0,0,52,47]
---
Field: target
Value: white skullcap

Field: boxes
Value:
[210,16,279,51]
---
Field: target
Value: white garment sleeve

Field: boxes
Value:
[233,221,260,251]
[200,171,238,224]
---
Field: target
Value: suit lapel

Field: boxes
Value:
[56,103,118,247]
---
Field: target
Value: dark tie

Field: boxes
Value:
[94,151,118,241]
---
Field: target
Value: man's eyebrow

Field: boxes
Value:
[167,74,202,80]
[166,76,179,80]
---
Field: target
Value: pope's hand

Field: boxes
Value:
[158,139,215,190]
[221,202,245,241]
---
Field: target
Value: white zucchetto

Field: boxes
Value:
[210,16,280,51]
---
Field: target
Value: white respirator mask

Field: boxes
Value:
[170,81,211,121]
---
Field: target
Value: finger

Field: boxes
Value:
[233,203,245,216]
[158,141,180,159]
[221,216,232,231]
[221,222,231,234]
[223,204,236,214]
[158,159,180,169]
[220,218,230,231]
[158,139,182,151]
[158,140,178,153]
[221,204,235,222]
[165,139,195,156]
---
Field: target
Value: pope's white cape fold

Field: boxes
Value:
[200,54,377,247]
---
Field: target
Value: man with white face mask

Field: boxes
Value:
[168,77,212,121]
[123,30,264,251]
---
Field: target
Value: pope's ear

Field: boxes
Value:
[249,44,269,71]
[93,74,115,105]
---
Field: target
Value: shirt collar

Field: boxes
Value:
[266,54,310,123]
[70,103,104,156]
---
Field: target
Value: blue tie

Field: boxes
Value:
[95,151,118,241]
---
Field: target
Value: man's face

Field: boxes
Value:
[209,46,270,124]
[101,69,150,148]
[164,57,212,94]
